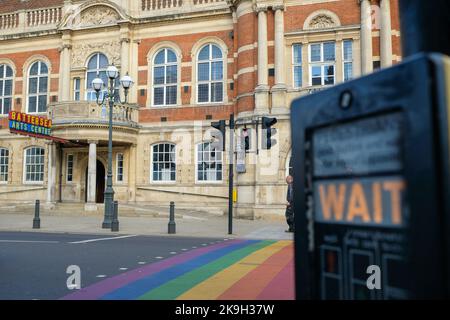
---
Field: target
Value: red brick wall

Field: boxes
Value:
[0,0,63,14]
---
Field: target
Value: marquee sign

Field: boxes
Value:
[9,111,52,136]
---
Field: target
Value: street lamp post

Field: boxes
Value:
[92,66,133,228]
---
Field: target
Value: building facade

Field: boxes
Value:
[0,0,401,218]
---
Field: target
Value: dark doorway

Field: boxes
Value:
[85,160,106,203]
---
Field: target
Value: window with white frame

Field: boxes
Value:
[196,142,222,182]
[0,64,13,115]
[27,61,48,113]
[309,42,335,86]
[66,154,74,182]
[0,148,9,183]
[73,78,80,101]
[197,44,224,103]
[343,40,353,81]
[86,53,112,101]
[153,48,177,106]
[24,147,45,183]
[292,44,302,88]
[151,143,176,182]
[116,153,124,182]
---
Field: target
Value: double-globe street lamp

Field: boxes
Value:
[91,65,133,228]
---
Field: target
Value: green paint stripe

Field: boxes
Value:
[138,240,275,300]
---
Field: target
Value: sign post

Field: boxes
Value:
[291,54,450,299]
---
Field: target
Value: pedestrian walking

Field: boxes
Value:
[285,175,294,232]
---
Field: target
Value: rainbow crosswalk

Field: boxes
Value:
[61,239,294,300]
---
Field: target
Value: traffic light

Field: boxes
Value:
[261,116,277,150]
[210,120,226,152]
[242,128,250,152]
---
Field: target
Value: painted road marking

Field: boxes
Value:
[181,249,187,251]
[155,256,163,259]
[60,239,294,300]
[138,262,146,265]
[96,275,107,278]
[178,240,291,300]
[119,268,128,271]
[170,252,177,255]
[138,241,272,300]
[68,235,138,244]
[0,240,59,243]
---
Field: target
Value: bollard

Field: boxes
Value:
[168,201,176,234]
[111,201,119,232]
[33,200,40,229]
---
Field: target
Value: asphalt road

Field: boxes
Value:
[0,231,226,300]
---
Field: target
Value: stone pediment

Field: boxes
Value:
[59,1,128,30]
[78,6,120,28]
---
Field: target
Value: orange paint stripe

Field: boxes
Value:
[217,243,294,300]
[256,259,295,300]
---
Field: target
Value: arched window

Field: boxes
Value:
[27,61,48,113]
[0,148,9,183]
[151,143,176,182]
[86,53,109,101]
[197,44,223,103]
[24,147,45,183]
[0,64,13,115]
[153,48,177,106]
[196,142,222,182]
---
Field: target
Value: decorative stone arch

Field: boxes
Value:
[78,151,108,202]
[190,36,229,105]
[59,0,129,30]
[0,58,17,76]
[303,10,341,30]
[146,41,183,107]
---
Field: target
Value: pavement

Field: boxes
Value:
[0,211,294,240]
[0,231,294,300]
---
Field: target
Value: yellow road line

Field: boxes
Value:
[177,240,292,300]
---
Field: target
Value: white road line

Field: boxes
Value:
[119,268,128,271]
[201,244,207,246]
[192,246,197,249]
[0,240,59,243]
[170,252,177,254]
[138,261,146,264]
[96,275,107,278]
[181,248,188,251]
[68,235,138,244]
[155,256,163,259]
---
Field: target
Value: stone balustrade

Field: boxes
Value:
[47,101,139,129]
[0,7,62,36]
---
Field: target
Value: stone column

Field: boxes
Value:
[380,0,393,67]
[60,31,72,101]
[255,5,269,114]
[120,24,130,75]
[271,5,288,114]
[85,140,97,211]
[46,142,57,208]
[360,0,373,74]
[128,144,137,202]
[256,7,268,88]
[273,5,286,88]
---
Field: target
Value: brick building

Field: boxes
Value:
[0,0,400,218]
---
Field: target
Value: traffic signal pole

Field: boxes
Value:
[228,114,235,235]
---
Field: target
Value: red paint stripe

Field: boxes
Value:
[217,243,294,300]
[256,258,295,300]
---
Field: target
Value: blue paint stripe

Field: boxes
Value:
[101,240,259,300]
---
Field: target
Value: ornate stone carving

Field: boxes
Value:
[71,40,121,68]
[78,6,119,28]
[308,14,336,29]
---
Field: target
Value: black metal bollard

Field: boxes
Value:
[111,201,119,232]
[33,200,40,229]
[168,201,176,234]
